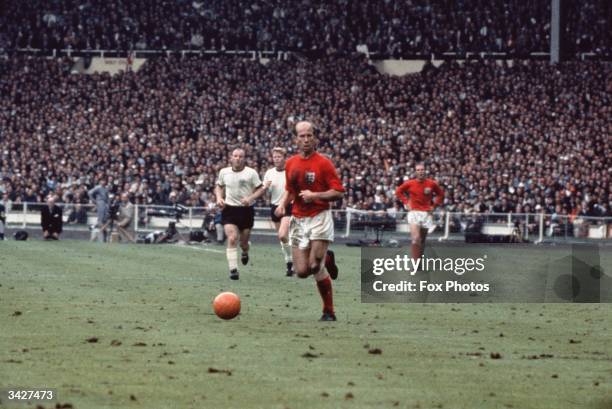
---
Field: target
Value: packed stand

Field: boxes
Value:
[0,0,610,57]
[0,55,610,229]
[564,0,612,57]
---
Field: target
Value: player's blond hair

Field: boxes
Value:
[231,147,246,156]
[271,147,286,155]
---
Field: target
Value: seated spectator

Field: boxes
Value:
[67,203,88,224]
[41,195,62,240]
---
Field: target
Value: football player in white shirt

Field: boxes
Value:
[263,147,293,276]
[215,148,266,280]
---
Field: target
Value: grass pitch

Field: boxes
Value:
[0,240,611,409]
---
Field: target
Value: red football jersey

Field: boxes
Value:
[395,178,444,211]
[285,152,345,218]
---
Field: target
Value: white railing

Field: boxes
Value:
[8,48,608,61]
[432,211,611,242]
[7,48,290,60]
[3,202,611,243]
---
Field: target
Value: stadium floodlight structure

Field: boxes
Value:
[550,0,572,63]
[550,0,561,63]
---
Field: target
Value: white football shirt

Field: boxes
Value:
[216,166,263,207]
[263,167,286,205]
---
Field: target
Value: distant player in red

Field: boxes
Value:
[275,120,344,321]
[395,162,444,260]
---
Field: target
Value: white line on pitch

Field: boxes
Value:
[176,244,224,254]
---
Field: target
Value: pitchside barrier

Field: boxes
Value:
[3,202,611,244]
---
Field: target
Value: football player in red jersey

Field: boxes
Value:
[395,162,444,261]
[275,121,344,321]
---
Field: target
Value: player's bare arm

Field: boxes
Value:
[275,191,295,217]
[433,183,445,211]
[240,184,266,206]
[214,185,225,208]
[299,189,343,203]
[395,183,411,210]
[401,193,411,211]
[275,190,288,209]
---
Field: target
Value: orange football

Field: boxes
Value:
[213,292,241,320]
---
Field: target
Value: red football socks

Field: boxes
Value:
[411,243,421,260]
[316,276,334,314]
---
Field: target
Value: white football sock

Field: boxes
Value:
[227,247,238,270]
[280,241,292,263]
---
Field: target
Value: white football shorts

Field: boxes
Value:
[407,210,436,232]
[289,210,334,249]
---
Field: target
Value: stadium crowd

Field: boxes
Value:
[0,54,609,222]
[1,0,610,57]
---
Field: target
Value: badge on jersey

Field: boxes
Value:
[424,187,431,195]
[305,172,316,184]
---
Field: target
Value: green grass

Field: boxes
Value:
[0,240,611,409]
